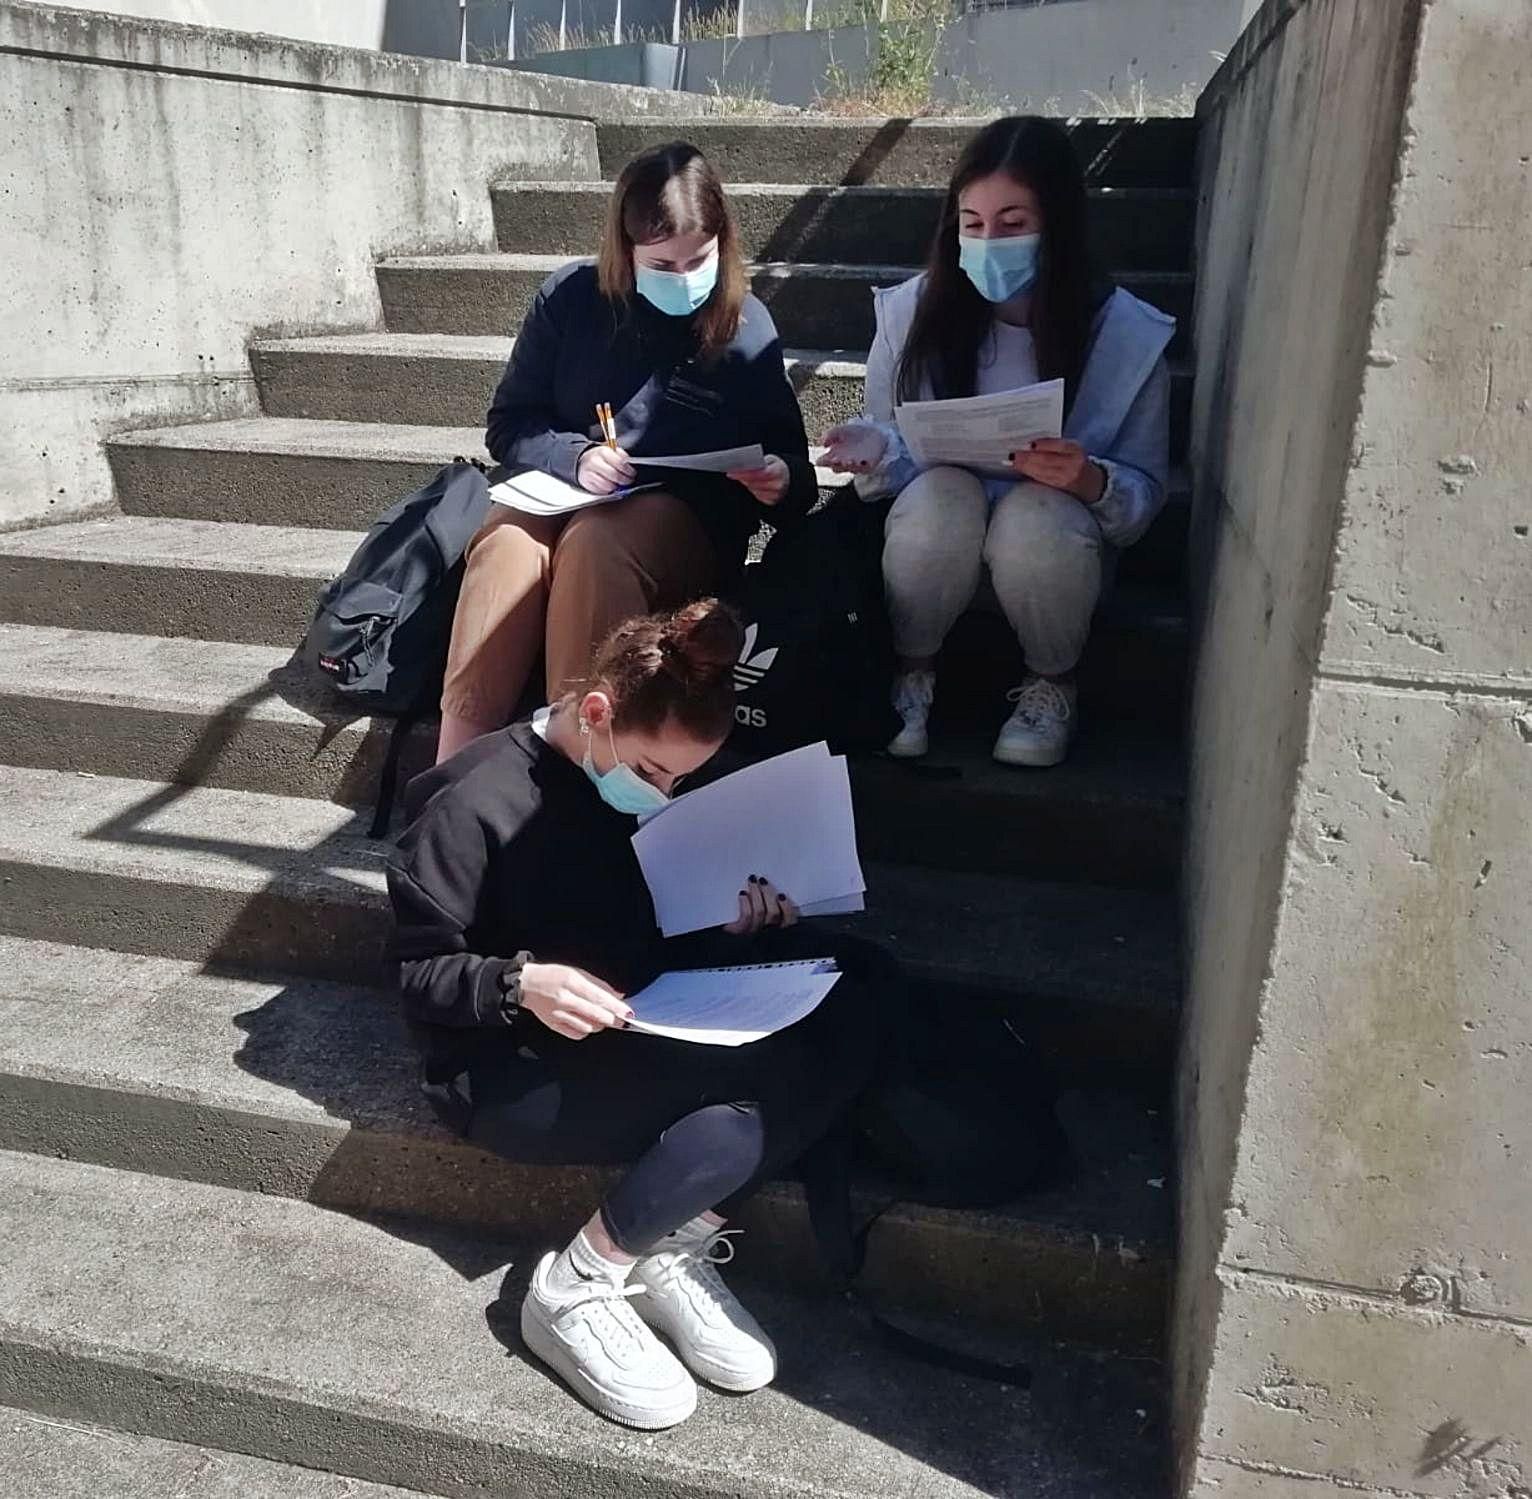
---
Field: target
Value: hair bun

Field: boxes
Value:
[660,599,744,689]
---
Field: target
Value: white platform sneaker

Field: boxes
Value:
[993,676,1078,767]
[888,669,935,758]
[634,1223,777,1393]
[520,1251,698,1429]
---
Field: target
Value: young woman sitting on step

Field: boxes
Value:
[434,142,818,764]
[822,115,1175,768]
[388,599,894,1430]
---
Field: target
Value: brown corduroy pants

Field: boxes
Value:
[439,490,717,729]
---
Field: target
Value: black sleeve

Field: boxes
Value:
[484,270,594,481]
[748,333,819,526]
[386,792,531,1029]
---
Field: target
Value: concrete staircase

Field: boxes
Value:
[0,117,1195,1497]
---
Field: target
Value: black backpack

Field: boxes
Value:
[304,460,492,715]
[799,1004,1067,1388]
[725,495,900,758]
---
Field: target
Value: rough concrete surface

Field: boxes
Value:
[0,0,713,527]
[488,180,1195,272]
[594,118,1199,190]
[0,1149,1167,1498]
[0,727,1179,1068]
[1,1405,430,1498]
[375,252,1195,351]
[1319,2,1532,685]
[1227,685,1532,1317]
[1197,1272,1529,1496]
[0,933,1170,1348]
[0,516,352,646]
[1176,0,1532,1492]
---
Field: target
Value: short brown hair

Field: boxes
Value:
[597,142,748,361]
[591,598,744,742]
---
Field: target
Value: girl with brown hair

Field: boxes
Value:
[390,600,893,1429]
[434,143,819,763]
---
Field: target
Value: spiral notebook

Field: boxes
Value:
[625,959,841,1047]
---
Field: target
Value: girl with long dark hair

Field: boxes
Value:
[823,116,1175,767]
[434,143,818,763]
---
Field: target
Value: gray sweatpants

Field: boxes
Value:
[882,466,1103,676]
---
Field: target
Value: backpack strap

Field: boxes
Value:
[798,1124,1033,1389]
[368,711,419,841]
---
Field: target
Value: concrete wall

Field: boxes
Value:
[34,0,390,48]
[0,1,718,530]
[516,0,1246,110]
[1176,0,1532,1491]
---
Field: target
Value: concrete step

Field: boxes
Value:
[0,516,1187,719]
[491,181,1194,272]
[0,517,354,647]
[376,253,1193,355]
[0,935,1172,1351]
[249,332,1195,461]
[0,1149,1167,1496]
[596,116,1199,189]
[0,1407,430,1499]
[107,417,488,530]
[0,634,1182,890]
[101,417,1189,587]
[0,760,1178,1063]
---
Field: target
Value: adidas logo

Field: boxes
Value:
[732,622,778,694]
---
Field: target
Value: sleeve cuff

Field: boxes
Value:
[475,951,532,1026]
[549,433,595,485]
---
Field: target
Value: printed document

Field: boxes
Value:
[637,444,766,473]
[625,959,842,1046]
[894,378,1065,473]
[631,742,866,937]
[489,468,659,516]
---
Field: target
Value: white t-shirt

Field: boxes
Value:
[974,318,1040,397]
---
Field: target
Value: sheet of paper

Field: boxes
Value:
[795,893,866,918]
[626,960,842,1046]
[490,469,619,515]
[637,444,766,473]
[894,379,1064,473]
[631,742,866,937]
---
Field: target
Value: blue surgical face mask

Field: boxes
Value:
[958,232,1042,303]
[581,717,671,817]
[634,252,719,317]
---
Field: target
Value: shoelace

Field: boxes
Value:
[648,1228,741,1311]
[1005,677,1072,728]
[552,1278,650,1355]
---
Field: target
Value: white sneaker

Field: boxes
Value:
[888,670,935,758]
[634,1226,776,1393]
[520,1251,697,1429]
[993,676,1078,767]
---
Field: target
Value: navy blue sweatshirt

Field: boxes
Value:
[485,261,817,566]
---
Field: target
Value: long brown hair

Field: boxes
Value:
[597,142,748,362]
[591,599,744,742]
[897,116,1101,411]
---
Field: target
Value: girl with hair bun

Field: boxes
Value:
[388,599,893,1430]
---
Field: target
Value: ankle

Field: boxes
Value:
[547,1226,635,1299]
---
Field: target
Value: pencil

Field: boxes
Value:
[601,403,618,448]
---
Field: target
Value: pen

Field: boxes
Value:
[598,403,618,449]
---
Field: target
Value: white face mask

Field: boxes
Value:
[580,716,670,817]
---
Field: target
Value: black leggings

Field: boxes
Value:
[467,933,896,1254]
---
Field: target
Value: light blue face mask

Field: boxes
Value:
[581,717,671,817]
[958,232,1042,303]
[634,252,719,317]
